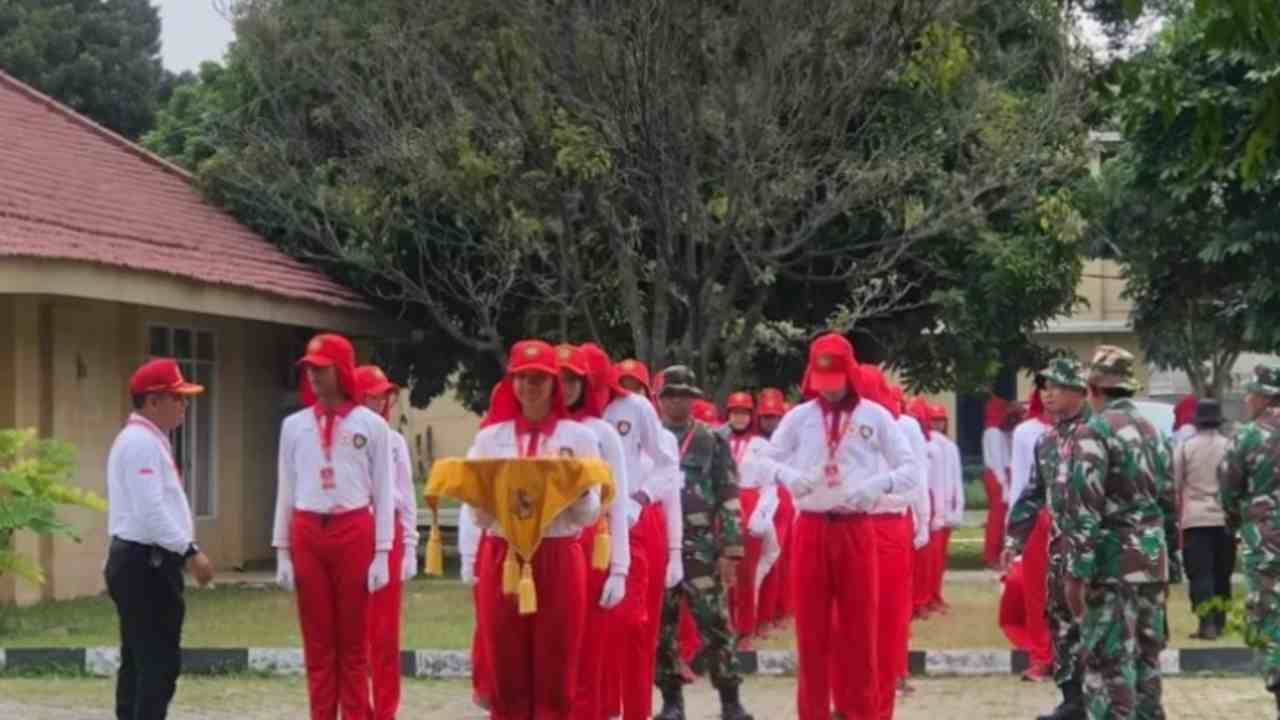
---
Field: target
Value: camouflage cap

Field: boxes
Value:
[657,365,704,399]
[1088,345,1142,392]
[1245,364,1280,396]
[1037,356,1087,391]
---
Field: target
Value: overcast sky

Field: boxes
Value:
[157,0,234,73]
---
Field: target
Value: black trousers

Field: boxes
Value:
[1183,526,1236,629]
[105,538,186,720]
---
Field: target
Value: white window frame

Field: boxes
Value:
[146,324,218,519]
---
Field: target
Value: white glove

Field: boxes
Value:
[914,524,931,549]
[460,554,477,586]
[791,473,823,499]
[600,573,627,609]
[368,550,391,593]
[930,516,945,532]
[748,488,779,538]
[275,549,295,592]
[665,549,684,589]
[401,547,418,582]
[567,490,602,525]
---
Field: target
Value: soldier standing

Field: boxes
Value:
[1218,364,1280,720]
[1061,346,1175,720]
[1004,357,1090,720]
[653,366,753,720]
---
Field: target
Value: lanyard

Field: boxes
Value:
[127,416,182,486]
[821,407,853,463]
[730,434,751,465]
[517,430,544,458]
[678,427,697,459]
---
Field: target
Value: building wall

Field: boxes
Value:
[0,295,320,604]
[392,391,482,477]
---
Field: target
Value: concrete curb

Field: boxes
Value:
[0,647,1263,678]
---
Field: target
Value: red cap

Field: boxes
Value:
[555,344,589,376]
[757,388,786,416]
[800,333,862,398]
[888,384,906,417]
[129,358,204,396]
[297,333,361,405]
[726,391,754,411]
[691,399,721,425]
[579,343,622,407]
[615,359,651,392]
[929,403,948,421]
[507,340,559,376]
[355,365,397,398]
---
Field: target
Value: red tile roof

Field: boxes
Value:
[0,70,368,311]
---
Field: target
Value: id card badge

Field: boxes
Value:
[823,462,841,489]
[320,466,336,491]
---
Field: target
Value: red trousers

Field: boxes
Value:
[290,508,374,720]
[929,528,951,607]
[478,536,587,720]
[998,558,1030,650]
[873,514,913,720]
[757,486,795,630]
[912,534,933,613]
[573,520,611,717]
[730,487,764,639]
[983,469,1007,567]
[472,533,498,710]
[605,518,651,720]
[634,504,669,719]
[793,513,879,720]
[1022,510,1052,668]
[368,516,405,720]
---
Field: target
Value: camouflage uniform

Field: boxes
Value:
[653,367,746,703]
[1061,347,1173,720]
[1218,365,1280,704]
[1005,357,1090,696]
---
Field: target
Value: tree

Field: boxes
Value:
[0,0,177,140]
[150,1,1091,407]
[0,429,105,584]
[1081,8,1280,399]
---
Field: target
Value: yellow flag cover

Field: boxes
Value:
[425,457,614,614]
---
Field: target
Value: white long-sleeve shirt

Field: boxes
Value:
[931,433,966,527]
[653,427,684,551]
[106,414,195,555]
[273,405,396,552]
[763,398,917,514]
[604,393,680,523]
[873,415,931,523]
[464,418,603,539]
[1008,417,1048,512]
[982,426,1012,499]
[391,431,419,548]
[582,416,632,575]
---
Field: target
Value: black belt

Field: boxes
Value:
[111,537,183,566]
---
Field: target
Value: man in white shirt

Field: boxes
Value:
[606,356,683,720]
[355,365,419,720]
[273,334,395,720]
[982,395,1016,568]
[762,334,917,720]
[106,357,213,720]
[927,404,965,612]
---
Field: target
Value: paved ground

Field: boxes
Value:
[0,675,1271,719]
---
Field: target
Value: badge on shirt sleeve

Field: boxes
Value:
[353,433,368,449]
[616,420,632,437]
[559,447,576,458]
[859,425,874,440]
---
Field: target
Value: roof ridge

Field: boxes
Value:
[0,69,197,186]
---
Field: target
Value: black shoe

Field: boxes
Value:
[718,684,755,720]
[1036,681,1085,720]
[655,685,685,720]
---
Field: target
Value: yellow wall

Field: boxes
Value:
[0,295,333,603]
[392,391,481,475]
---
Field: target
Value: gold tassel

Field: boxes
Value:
[592,519,611,571]
[425,520,444,577]
[517,560,538,615]
[502,549,520,596]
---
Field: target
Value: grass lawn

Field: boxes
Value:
[0,541,1236,652]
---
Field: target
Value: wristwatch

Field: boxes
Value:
[183,543,200,560]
